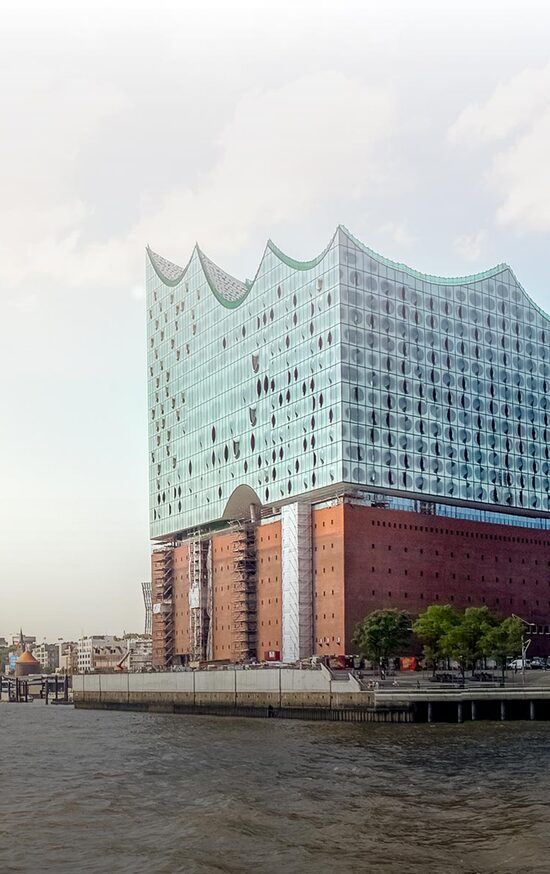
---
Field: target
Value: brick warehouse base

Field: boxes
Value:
[152,496,550,666]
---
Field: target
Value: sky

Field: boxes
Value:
[2,0,550,640]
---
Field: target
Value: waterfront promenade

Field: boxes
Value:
[73,665,550,724]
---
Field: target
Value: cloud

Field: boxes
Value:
[0,70,399,291]
[448,63,550,146]
[375,221,416,249]
[130,284,145,301]
[134,72,399,260]
[449,63,550,233]
[491,110,550,231]
[0,64,128,289]
[452,229,487,262]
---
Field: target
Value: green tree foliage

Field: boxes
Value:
[481,616,523,679]
[353,609,412,671]
[412,604,460,674]
[442,606,496,677]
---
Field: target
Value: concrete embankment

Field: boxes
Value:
[73,669,550,723]
[72,666,411,723]
[375,686,550,723]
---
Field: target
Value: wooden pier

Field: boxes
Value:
[0,674,71,704]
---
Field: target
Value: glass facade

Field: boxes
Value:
[147,226,550,540]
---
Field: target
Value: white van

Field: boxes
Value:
[508,658,531,670]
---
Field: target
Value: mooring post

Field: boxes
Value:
[457,701,463,723]
[64,675,69,703]
[471,700,477,720]
[427,701,433,723]
[500,700,506,721]
[55,674,59,702]
[24,681,28,703]
[530,700,536,721]
[45,678,49,705]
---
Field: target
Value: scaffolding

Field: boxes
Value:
[188,534,211,662]
[231,522,257,662]
[151,547,174,669]
[141,581,152,636]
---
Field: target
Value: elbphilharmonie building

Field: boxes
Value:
[147,227,550,667]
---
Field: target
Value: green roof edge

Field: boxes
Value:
[147,228,550,323]
[339,225,510,285]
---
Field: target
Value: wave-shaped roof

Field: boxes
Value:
[146,226,547,320]
[196,247,248,304]
[147,247,184,285]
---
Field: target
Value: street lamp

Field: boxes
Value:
[512,614,532,685]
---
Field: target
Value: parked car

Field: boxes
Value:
[508,658,531,670]
[530,657,546,669]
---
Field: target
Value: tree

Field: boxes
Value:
[413,604,460,675]
[353,609,412,674]
[481,616,523,681]
[443,606,496,678]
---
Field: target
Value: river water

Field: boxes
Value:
[1,704,549,874]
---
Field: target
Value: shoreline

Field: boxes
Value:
[72,667,550,724]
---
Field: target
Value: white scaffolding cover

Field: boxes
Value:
[281,502,313,661]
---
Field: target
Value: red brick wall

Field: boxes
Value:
[158,501,550,664]
[256,521,282,659]
[211,532,236,660]
[343,504,550,653]
[172,544,190,658]
[312,504,345,656]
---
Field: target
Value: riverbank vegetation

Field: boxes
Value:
[354,606,524,678]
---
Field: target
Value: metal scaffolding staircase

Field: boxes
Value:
[232,523,257,662]
[151,547,174,668]
[141,581,152,636]
[188,534,211,662]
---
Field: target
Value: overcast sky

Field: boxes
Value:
[2,0,550,640]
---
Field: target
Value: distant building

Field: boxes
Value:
[93,643,126,672]
[12,631,36,652]
[125,636,153,672]
[58,641,78,674]
[77,635,122,673]
[33,642,60,673]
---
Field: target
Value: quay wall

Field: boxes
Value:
[73,669,550,723]
[72,668,411,722]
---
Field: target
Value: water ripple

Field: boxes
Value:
[1,705,550,873]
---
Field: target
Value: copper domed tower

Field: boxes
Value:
[15,649,41,677]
